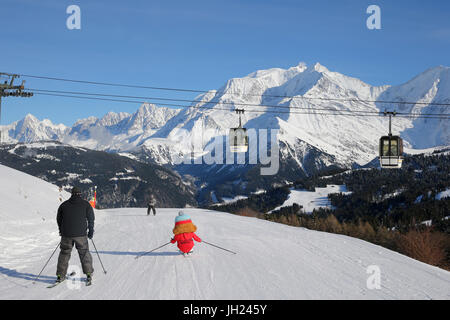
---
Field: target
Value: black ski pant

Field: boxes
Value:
[56,236,94,276]
[147,205,156,215]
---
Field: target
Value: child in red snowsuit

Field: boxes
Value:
[170,212,201,255]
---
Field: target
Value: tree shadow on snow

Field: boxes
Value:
[0,266,56,284]
[314,196,331,206]
[97,251,181,257]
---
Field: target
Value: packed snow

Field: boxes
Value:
[0,164,449,299]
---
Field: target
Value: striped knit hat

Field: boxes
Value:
[175,211,192,225]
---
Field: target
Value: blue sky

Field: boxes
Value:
[0,0,449,125]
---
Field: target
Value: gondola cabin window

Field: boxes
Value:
[379,136,403,168]
[229,128,249,153]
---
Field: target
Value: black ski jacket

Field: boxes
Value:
[57,195,95,237]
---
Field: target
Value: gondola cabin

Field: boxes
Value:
[229,127,249,153]
[379,135,403,169]
[229,108,248,153]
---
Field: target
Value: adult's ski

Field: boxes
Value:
[46,271,76,288]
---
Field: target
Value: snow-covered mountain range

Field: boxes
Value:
[1,62,449,200]
[1,104,179,154]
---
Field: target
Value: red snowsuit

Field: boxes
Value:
[171,232,202,253]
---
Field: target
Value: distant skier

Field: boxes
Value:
[55,186,95,284]
[170,212,201,256]
[147,193,156,216]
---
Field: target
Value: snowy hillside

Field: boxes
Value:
[0,141,197,208]
[270,185,352,214]
[1,164,449,299]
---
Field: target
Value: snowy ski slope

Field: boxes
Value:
[0,164,449,299]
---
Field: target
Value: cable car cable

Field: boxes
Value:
[31,92,450,120]
[27,88,450,118]
[16,73,450,108]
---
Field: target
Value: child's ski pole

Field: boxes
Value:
[135,242,171,259]
[203,240,237,255]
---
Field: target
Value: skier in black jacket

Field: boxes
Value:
[55,186,95,284]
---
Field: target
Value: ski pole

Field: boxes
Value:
[135,242,171,259]
[90,239,107,274]
[32,242,60,284]
[203,240,237,255]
